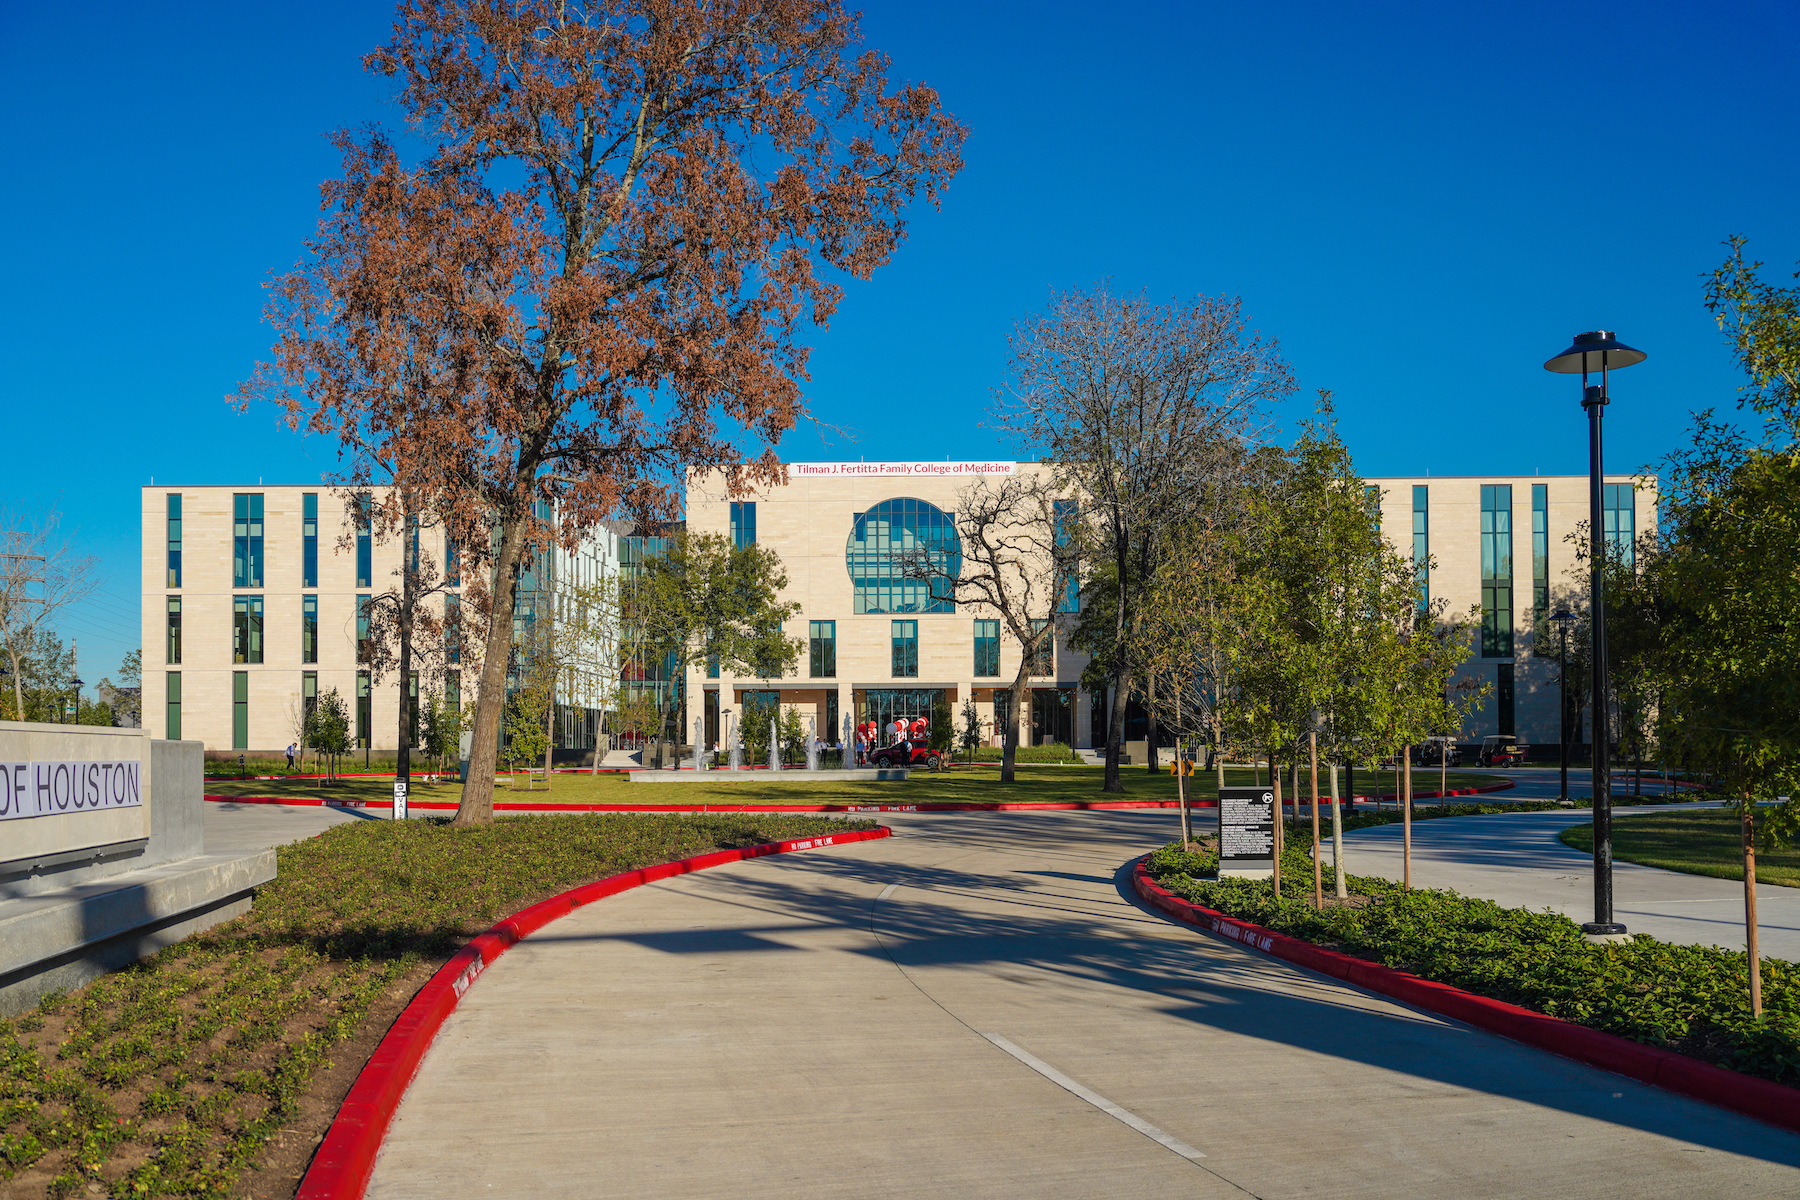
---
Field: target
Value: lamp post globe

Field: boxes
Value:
[1544,331,1645,938]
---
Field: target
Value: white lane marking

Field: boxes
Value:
[981,1034,1206,1161]
[877,883,900,901]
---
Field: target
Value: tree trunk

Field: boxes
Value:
[543,684,555,791]
[455,514,527,825]
[1213,711,1225,792]
[8,647,23,722]
[1330,759,1346,899]
[1002,667,1030,785]
[1269,747,1282,899]
[1103,670,1130,793]
[1745,797,1762,1016]
[1309,731,1321,909]
[395,560,414,788]
[1402,746,1412,890]
[1177,742,1191,849]
[1145,678,1159,773]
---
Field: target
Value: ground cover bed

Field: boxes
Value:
[1144,823,1800,1088]
[1561,807,1800,889]
[0,812,872,1200]
[202,765,1507,810]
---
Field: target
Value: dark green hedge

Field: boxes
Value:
[1145,836,1800,1086]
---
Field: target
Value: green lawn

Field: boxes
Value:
[204,764,1506,809]
[1560,808,1800,889]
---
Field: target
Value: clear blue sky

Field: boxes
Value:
[2,0,1795,693]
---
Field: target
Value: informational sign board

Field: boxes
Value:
[392,780,408,821]
[1218,786,1275,879]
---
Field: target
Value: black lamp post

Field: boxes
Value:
[1550,608,1577,802]
[67,675,84,724]
[1544,330,1646,937]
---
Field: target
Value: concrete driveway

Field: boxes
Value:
[1338,802,1798,958]
[364,810,1800,1199]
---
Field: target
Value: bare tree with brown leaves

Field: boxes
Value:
[905,476,1077,784]
[0,506,98,723]
[243,0,966,823]
[992,285,1294,793]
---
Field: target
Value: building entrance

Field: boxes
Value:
[857,688,943,745]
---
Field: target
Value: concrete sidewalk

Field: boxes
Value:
[366,810,1800,1198]
[1338,804,1800,957]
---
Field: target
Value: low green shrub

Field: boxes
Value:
[0,813,872,1197]
[1144,838,1800,1086]
[966,742,1083,764]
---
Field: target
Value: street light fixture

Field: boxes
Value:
[66,675,84,724]
[1544,330,1646,937]
[1549,608,1578,802]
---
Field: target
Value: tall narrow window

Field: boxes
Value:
[1497,663,1515,737]
[302,492,319,587]
[730,501,757,549]
[1412,485,1430,609]
[233,596,264,664]
[1603,483,1635,566]
[232,672,249,750]
[891,620,918,678]
[445,671,461,719]
[233,493,264,588]
[1532,484,1549,627]
[445,531,460,587]
[356,672,371,748]
[165,494,182,587]
[1365,485,1382,529]
[166,672,181,740]
[355,493,372,588]
[809,621,837,678]
[973,620,1000,677]
[303,672,318,731]
[407,514,421,577]
[356,595,371,662]
[444,594,460,664]
[1480,484,1513,658]
[1054,499,1079,612]
[166,598,181,664]
[1027,618,1053,676]
[408,671,420,748]
[301,595,318,664]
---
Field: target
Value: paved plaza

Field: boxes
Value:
[339,809,1799,1199]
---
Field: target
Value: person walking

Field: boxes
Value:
[285,743,296,772]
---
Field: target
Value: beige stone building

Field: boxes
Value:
[140,467,1654,759]
[1367,473,1654,749]
[138,486,617,756]
[683,460,1088,755]
[686,464,1656,755]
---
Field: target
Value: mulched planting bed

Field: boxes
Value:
[1145,824,1800,1088]
[0,813,873,1199]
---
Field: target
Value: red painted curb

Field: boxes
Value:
[296,825,892,1200]
[1129,856,1800,1133]
[204,778,1516,816]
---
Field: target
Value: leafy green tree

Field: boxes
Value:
[738,696,776,765]
[629,532,803,746]
[420,694,462,778]
[1624,239,1800,1015]
[306,687,351,784]
[503,687,552,786]
[957,698,986,764]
